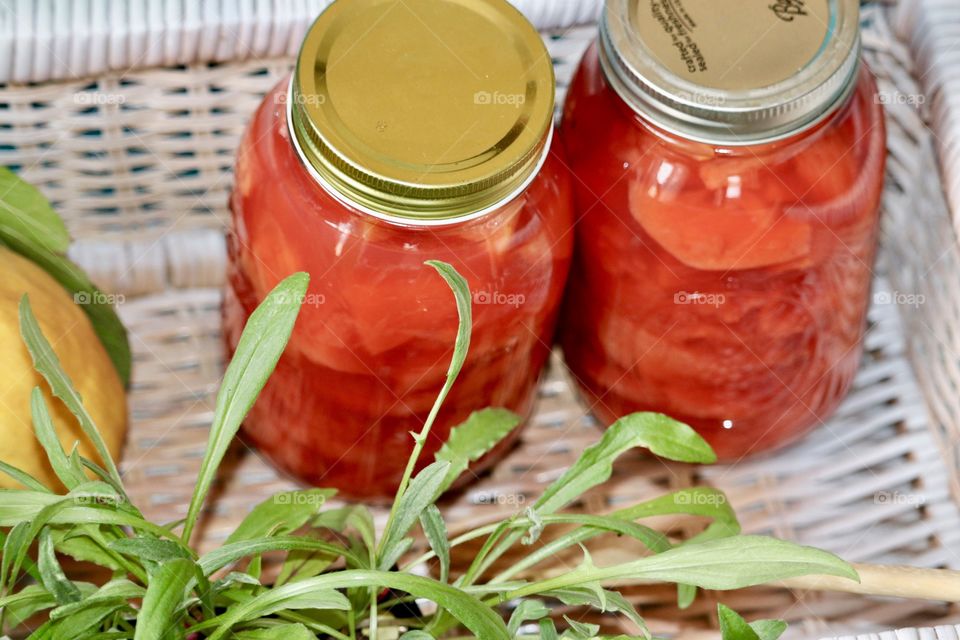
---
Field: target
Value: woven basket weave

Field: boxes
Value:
[1,1,959,638]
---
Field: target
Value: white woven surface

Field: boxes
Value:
[0,0,603,83]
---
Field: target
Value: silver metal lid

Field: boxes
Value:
[599,0,862,145]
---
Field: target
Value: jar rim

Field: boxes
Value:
[599,0,862,145]
[289,0,556,221]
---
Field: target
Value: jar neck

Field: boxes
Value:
[286,78,555,229]
[597,8,863,147]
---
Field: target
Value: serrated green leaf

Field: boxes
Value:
[379,460,451,570]
[475,414,716,582]
[134,557,195,640]
[420,505,450,584]
[0,167,69,253]
[507,599,551,636]
[183,272,309,543]
[18,297,125,489]
[547,588,648,639]
[536,413,715,516]
[435,408,522,491]
[37,528,82,604]
[226,488,335,544]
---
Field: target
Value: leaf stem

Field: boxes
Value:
[377,261,472,561]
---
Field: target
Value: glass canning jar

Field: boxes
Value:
[560,0,886,459]
[225,0,573,499]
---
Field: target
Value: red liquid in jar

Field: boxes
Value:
[225,79,573,499]
[559,44,886,459]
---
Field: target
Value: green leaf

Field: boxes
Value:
[424,260,472,385]
[313,505,376,552]
[11,239,131,385]
[226,488,335,544]
[204,584,350,640]
[133,557,195,640]
[539,619,559,640]
[380,261,471,552]
[505,535,858,600]
[379,460,451,570]
[0,167,70,253]
[235,624,317,640]
[400,632,435,640]
[435,408,522,491]
[562,616,600,639]
[621,535,858,589]
[30,388,87,490]
[0,584,57,628]
[198,536,356,576]
[49,601,130,640]
[536,413,715,515]
[37,528,82,604]
[749,619,789,640]
[182,272,309,542]
[718,604,760,640]
[0,167,128,384]
[109,536,192,564]
[420,505,450,584]
[474,414,716,582]
[18,297,125,490]
[208,570,509,640]
[48,578,144,620]
[547,587,648,638]
[507,599,551,636]
[0,459,50,492]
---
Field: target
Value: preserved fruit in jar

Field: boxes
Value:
[560,0,885,458]
[225,0,573,498]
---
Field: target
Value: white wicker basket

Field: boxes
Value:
[1,1,959,638]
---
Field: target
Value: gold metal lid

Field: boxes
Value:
[600,0,862,145]
[289,0,555,222]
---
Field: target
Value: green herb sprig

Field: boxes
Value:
[0,261,858,639]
